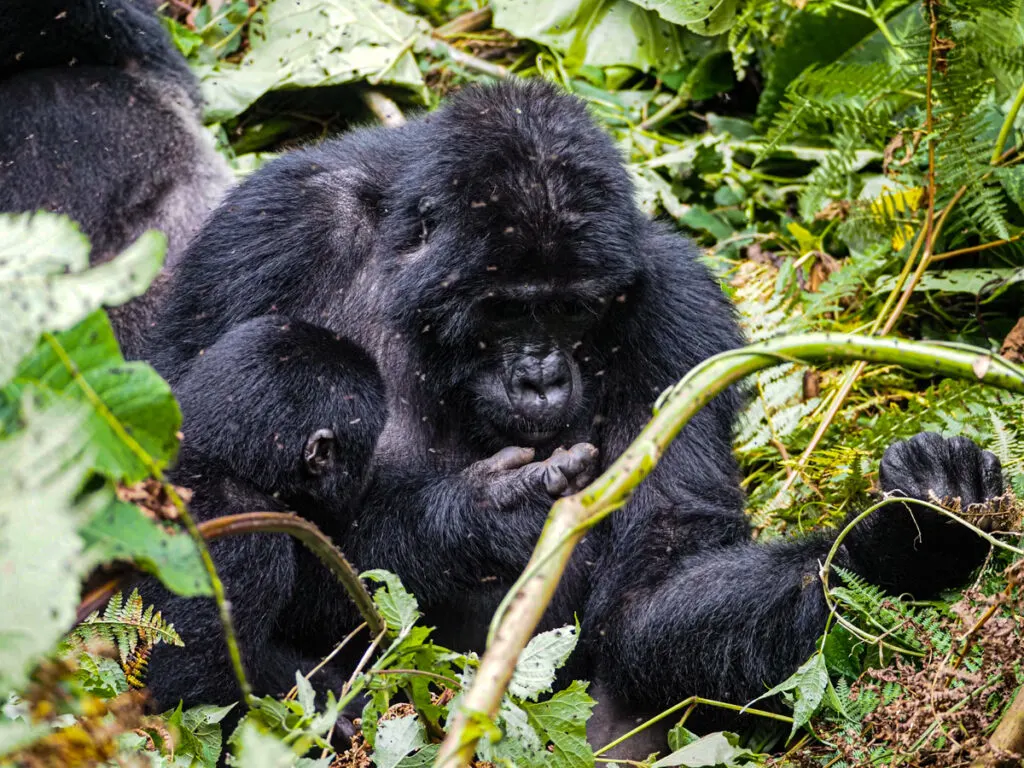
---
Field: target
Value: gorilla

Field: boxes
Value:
[0,0,232,360]
[141,316,386,737]
[146,80,1005,753]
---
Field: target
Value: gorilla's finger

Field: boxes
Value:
[478,446,536,473]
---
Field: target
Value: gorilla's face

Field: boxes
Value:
[467,289,609,446]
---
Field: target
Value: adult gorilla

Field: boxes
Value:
[147,80,1003,751]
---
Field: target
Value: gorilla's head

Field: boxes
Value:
[384,80,645,448]
[175,317,387,510]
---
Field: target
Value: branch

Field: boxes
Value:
[76,512,384,637]
[434,333,1024,767]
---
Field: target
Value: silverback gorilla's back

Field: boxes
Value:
[0,0,232,359]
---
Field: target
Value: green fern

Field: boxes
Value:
[67,588,184,670]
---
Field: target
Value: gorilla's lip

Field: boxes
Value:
[510,427,560,445]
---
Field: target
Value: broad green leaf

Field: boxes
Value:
[165,702,236,768]
[744,652,828,739]
[522,681,595,768]
[395,744,440,766]
[0,400,102,696]
[628,0,739,34]
[7,311,181,482]
[478,698,546,766]
[228,722,299,767]
[651,730,758,767]
[509,625,579,701]
[195,0,430,122]
[73,655,128,699]
[363,569,420,635]
[0,212,164,385]
[79,499,210,598]
[492,0,687,72]
[374,715,429,768]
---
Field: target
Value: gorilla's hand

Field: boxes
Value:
[879,432,1004,524]
[469,443,600,508]
[845,432,1005,597]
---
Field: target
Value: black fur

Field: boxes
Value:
[142,317,386,725]
[0,0,231,359]
[146,81,1003,754]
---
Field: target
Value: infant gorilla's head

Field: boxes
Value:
[173,316,386,509]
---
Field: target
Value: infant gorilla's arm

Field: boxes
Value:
[143,317,386,715]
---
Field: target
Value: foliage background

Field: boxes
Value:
[2,0,1024,766]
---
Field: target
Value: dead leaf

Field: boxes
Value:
[1000,317,1024,363]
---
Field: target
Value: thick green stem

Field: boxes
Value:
[992,80,1024,165]
[434,333,1024,767]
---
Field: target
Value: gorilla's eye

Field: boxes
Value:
[480,297,531,323]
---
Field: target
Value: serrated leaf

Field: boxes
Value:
[195,0,429,122]
[744,652,828,739]
[522,681,595,768]
[0,399,101,696]
[509,625,579,701]
[294,672,316,716]
[166,702,236,768]
[651,730,758,767]
[362,570,420,635]
[373,715,429,768]
[0,212,164,385]
[80,499,210,597]
[6,311,180,482]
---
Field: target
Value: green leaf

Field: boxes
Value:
[363,569,420,635]
[6,311,181,482]
[165,702,236,768]
[0,212,164,385]
[80,499,210,597]
[195,0,430,122]
[875,267,1024,295]
[492,0,688,72]
[744,652,828,739]
[228,722,299,767]
[522,680,595,768]
[374,715,429,768]
[509,625,579,701]
[628,0,740,35]
[651,730,758,767]
[0,399,100,697]
[73,654,128,699]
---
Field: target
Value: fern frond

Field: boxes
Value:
[68,588,184,669]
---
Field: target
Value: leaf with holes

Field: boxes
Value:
[0,212,164,385]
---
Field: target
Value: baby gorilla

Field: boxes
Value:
[140,317,386,727]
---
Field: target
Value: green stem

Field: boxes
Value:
[992,80,1024,165]
[199,512,384,636]
[595,696,792,757]
[42,332,252,702]
[434,333,1024,767]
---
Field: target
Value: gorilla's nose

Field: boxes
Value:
[508,351,572,419]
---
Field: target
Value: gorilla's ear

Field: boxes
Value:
[304,428,337,475]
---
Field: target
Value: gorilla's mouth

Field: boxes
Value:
[508,426,561,446]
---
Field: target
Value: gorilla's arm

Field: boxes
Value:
[145,524,348,709]
[584,229,1001,728]
[347,444,598,607]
